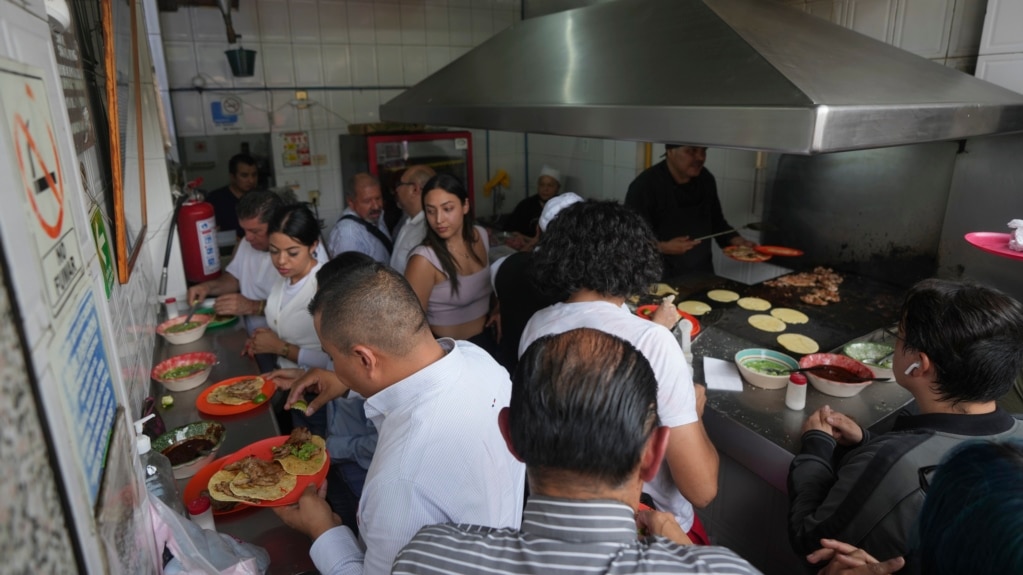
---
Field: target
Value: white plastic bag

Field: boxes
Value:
[149,495,270,575]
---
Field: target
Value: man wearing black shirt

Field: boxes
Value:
[625,145,754,279]
[205,153,259,237]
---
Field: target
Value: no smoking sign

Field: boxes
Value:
[1,59,83,314]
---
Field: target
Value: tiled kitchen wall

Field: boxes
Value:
[158,0,990,250]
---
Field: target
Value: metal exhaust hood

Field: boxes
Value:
[381,0,1023,154]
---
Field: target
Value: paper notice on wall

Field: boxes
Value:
[49,287,117,505]
[1,59,84,316]
[281,131,311,167]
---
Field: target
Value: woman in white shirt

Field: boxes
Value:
[244,204,328,370]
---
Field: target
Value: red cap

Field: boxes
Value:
[789,373,808,385]
[187,495,211,515]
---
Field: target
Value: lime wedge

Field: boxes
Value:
[291,400,309,412]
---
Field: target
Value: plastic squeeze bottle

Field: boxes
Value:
[785,372,808,410]
[187,495,216,531]
[134,414,187,515]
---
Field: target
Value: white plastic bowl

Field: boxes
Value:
[157,314,212,345]
[735,348,800,390]
[800,353,875,398]
[152,421,226,479]
[151,351,217,392]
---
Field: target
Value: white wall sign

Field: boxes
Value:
[1,60,84,315]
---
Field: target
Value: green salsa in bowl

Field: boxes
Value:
[735,348,800,389]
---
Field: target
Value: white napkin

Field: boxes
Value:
[703,357,744,392]
[1008,219,1023,252]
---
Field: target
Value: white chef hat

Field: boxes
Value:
[538,165,561,185]
[539,192,583,232]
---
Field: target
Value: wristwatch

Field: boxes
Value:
[280,342,290,357]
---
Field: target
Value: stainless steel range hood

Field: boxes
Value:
[381,0,1023,154]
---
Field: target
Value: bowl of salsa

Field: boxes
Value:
[799,353,875,397]
[153,421,227,479]
[734,348,800,390]
[157,314,213,345]
[152,351,217,391]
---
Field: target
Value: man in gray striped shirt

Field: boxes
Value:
[392,328,761,575]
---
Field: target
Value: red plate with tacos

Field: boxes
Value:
[755,245,804,257]
[203,433,329,508]
[196,376,275,416]
[183,455,253,516]
[724,245,772,262]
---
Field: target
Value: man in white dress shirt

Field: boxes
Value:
[327,173,392,263]
[389,165,435,274]
[274,261,525,575]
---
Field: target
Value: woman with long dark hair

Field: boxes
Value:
[405,173,493,344]
[244,203,329,369]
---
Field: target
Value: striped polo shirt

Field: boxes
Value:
[392,496,762,574]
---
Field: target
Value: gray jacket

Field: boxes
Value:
[788,408,1023,569]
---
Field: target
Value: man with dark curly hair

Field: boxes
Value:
[519,200,719,544]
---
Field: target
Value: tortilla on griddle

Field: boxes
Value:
[274,435,327,476]
[208,377,264,405]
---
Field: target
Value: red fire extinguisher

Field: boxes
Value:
[177,195,221,284]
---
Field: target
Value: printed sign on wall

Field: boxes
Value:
[1,59,84,316]
[281,131,311,167]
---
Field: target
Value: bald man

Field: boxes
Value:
[327,173,392,263]
[390,165,436,273]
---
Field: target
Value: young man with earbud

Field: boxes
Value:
[787,279,1023,572]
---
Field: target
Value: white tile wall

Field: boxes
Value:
[160,0,998,231]
[258,0,293,42]
[347,2,376,44]
[400,4,427,45]
[289,0,322,43]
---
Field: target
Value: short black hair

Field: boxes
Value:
[900,278,1023,404]
[268,203,321,247]
[229,153,257,175]
[236,190,282,223]
[510,328,659,487]
[308,261,428,356]
[533,200,661,298]
[316,251,376,287]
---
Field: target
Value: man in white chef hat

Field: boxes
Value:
[505,165,562,248]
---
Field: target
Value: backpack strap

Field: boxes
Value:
[340,215,393,254]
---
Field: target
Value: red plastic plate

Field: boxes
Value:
[196,376,275,416]
[724,246,772,262]
[183,455,252,516]
[635,305,702,338]
[189,436,330,510]
[964,232,1023,261]
[755,245,804,257]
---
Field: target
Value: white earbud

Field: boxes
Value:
[904,362,921,376]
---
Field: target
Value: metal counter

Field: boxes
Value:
[695,325,913,492]
[151,318,316,575]
[671,272,915,492]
